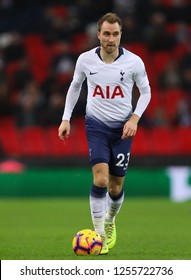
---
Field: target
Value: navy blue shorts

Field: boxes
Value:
[85,117,132,177]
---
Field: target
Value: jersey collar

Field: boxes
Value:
[95,46,124,61]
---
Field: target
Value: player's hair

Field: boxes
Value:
[97,13,122,32]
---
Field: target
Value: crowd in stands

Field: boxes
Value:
[0,0,191,129]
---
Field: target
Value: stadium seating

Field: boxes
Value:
[23,34,51,83]
[19,126,48,156]
[151,51,172,76]
[45,126,74,156]
[0,119,21,156]
[131,127,153,156]
[0,2,191,160]
[149,127,177,155]
[1,117,190,158]
[175,127,191,154]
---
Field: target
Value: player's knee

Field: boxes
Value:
[94,175,109,188]
[108,184,122,196]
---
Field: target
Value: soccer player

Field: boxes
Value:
[58,13,151,254]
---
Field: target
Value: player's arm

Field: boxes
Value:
[58,81,82,140]
[58,120,70,140]
[121,114,140,139]
[58,55,86,140]
[122,58,151,139]
[133,58,151,116]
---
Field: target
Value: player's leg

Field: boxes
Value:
[105,175,124,249]
[85,116,111,254]
[90,162,109,254]
[90,162,109,235]
[107,174,125,223]
[105,135,132,249]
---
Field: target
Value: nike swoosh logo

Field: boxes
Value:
[90,72,98,75]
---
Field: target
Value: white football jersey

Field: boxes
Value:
[62,47,151,128]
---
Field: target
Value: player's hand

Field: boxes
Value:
[58,120,70,140]
[121,114,140,139]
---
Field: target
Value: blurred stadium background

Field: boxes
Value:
[0,0,191,202]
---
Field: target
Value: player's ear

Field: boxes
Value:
[97,31,100,40]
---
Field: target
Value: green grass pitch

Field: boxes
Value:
[0,197,191,260]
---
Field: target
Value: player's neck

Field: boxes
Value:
[100,48,119,64]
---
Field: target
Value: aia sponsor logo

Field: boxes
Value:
[93,85,124,99]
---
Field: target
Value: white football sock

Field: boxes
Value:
[105,190,124,223]
[90,185,107,235]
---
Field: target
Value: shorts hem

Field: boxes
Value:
[91,158,108,167]
[109,171,126,177]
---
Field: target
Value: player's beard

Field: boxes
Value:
[102,43,118,54]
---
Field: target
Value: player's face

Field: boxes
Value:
[97,21,122,54]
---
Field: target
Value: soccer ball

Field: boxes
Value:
[72,229,102,255]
